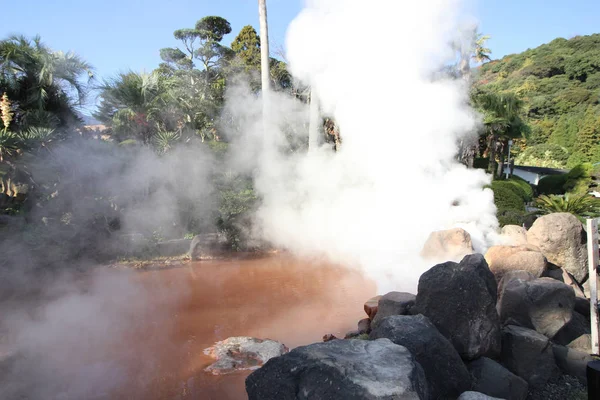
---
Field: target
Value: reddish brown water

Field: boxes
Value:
[107,254,376,399]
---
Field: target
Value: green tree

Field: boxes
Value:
[95,71,164,143]
[472,89,528,177]
[0,35,93,130]
[231,25,261,71]
[573,107,600,163]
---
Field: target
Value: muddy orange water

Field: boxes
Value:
[108,254,376,399]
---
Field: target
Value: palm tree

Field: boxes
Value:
[0,35,93,129]
[472,90,527,177]
[534,193,600,222]
[258,0,270,127]
[457,30,491,81]
[95,71,163,143]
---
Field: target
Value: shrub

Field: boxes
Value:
[534,193,600,221]
[492,179,532,203]
[537,174,568,195]
[491,183,526,211]
[564,163,594,194]
[490,181,527,227]
[498,210,527,227]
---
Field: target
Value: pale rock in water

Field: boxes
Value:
[204,337,288,375]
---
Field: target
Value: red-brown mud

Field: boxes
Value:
[110,254,376,399]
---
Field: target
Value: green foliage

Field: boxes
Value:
[490,181,526,226]
[152,130,181,154]
[537,174,568,195]
[515,143,569,168]
[476,34,600,166]
[564,163,594,194]
[0,35,92,131]
[216,173,258,251]
[534,193,600,221]
[505,176,534,201]
[231,25,261,70]
[0,130,20,161]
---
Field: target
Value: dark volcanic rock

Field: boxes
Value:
[457,392,502,400]
[358,318,371,334]
[497,276,575,338]
[370,314,470,400]
[500,325,559,388]
[371,292,416,329]
[416,254,501,360]
[245,338,429,400]
[467,357,528,400]
[552,311,591,349]
[552,345,596,381]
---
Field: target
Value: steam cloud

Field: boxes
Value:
[229,0,499,293]
[0,0,502,397]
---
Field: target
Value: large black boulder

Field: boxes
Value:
[370,314,470,400]
[500,325,559,388]
[497,276,575,338]
[466,357,528,400]
[245,338,429,400]
[416,254,501,360]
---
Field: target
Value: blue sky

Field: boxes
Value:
[2,0,599,111]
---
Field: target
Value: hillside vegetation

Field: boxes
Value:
[475,34,600,168]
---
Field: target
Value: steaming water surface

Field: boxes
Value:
[110,254,376,399]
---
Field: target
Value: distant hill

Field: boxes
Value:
[475,34,600,167]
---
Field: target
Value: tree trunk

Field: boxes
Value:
[308,89,320,152]
[258,0,270,127]
[487,132,498,178]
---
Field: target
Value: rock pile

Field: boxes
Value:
[245,213,597,400]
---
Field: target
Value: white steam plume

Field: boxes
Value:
[233,0,499,293]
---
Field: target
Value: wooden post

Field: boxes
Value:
[587,218,599,355]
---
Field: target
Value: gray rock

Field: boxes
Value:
[552,311,591,349]
[567,334,592,353]
[358,318,371,334]
[204,337,287,375]
[245,338,429,400]
[467,357,528,400]
[497,271,535,297]
[370,314,470,400]
[574,297,590,318]
[457,392,503,400]
[543,268,587,299]
[371,292,416,329]
[189,233,227,261]
[552,345,596,381]
[526,213,588,283]
[497,277,575,338]
[500,325,559,388]
[416,254,501,360]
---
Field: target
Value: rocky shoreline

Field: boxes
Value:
[238,213,598,399]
